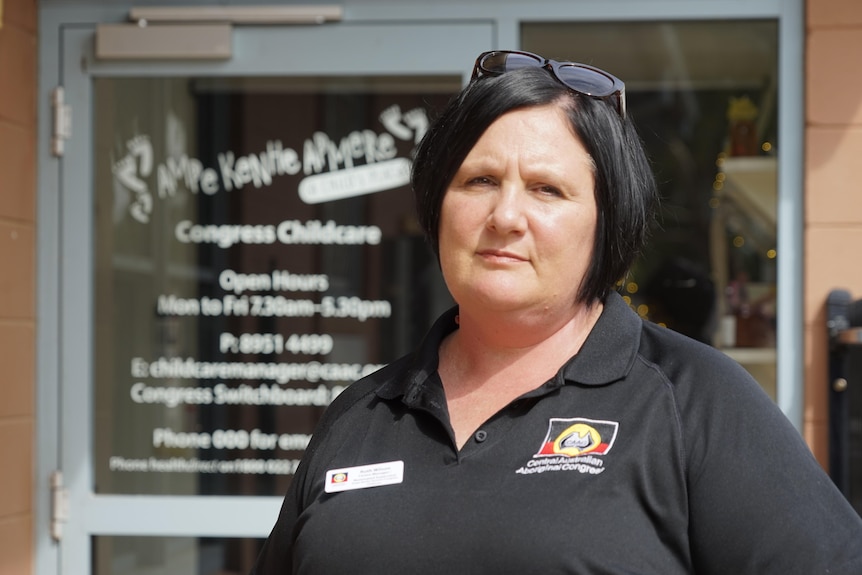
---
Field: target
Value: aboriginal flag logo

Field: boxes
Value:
[536,418,619,457]
[331,472,348,484]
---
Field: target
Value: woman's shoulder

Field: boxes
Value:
[320,353,416,424]
[637,319,755,383]
[633,318,783,429]
[296,353,418,469]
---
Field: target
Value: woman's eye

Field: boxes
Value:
[467,176,494,186]
[537,185,563,197]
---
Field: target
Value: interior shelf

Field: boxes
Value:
[722,346,777,365]
[710,155,778,399]
[720,156,777,231]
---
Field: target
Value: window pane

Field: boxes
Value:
[93,76,458,495]
[523,20,779,397]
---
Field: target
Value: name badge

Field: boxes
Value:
[324,460,404,493]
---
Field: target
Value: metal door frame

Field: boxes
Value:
[36,1,802,574]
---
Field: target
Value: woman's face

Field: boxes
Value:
[438,104,598,317]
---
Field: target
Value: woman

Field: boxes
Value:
[252,51,862,574]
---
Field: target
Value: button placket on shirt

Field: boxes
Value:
[456,395,544,457]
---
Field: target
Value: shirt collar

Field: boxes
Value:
[375,306,458,407]
[558,290,642,385]
[375,291,642,405]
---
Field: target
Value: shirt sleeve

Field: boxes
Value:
[248,372,383,574]
[681,358,862,574]
[249,447,309,575]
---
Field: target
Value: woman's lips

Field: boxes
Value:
[478,249,527,263]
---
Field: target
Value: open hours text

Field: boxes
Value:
[158,293,391,321]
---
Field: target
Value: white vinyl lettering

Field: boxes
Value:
[110,106,429,224]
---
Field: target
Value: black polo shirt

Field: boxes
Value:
[252,292,862,575]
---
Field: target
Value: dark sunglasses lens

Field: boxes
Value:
[482,51,543,75]
[556,64,616,96]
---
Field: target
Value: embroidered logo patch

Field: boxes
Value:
[515,417,619,476]
[537,418,619,457]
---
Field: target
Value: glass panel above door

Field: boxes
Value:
[93,75,459,496]
[523,20,779,398]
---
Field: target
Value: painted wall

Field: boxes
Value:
[805,0,862,466]
[0,0,37,572]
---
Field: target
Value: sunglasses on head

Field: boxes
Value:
[471,50,627,119]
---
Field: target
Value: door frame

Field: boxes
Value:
[36,2,803,574]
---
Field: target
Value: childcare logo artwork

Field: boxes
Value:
[515,417,619,476]
[112,105,429,224]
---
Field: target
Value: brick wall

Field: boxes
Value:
[805,0,862,466]
[0,0,37,573]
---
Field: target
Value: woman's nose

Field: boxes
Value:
[486,187,527,233]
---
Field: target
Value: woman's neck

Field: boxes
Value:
[451,301,603,372]
[438,301,603,449]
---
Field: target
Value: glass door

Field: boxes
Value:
[57,20,492,574]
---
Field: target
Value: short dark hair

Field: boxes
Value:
[411,66,657,304]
